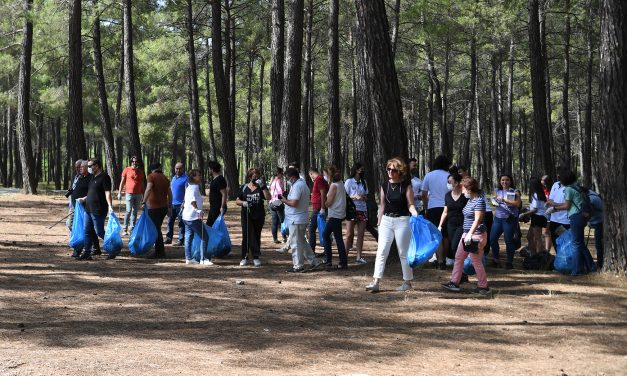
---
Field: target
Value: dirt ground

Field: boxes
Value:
[0,192,625,376]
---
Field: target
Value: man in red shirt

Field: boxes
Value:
[142,162,172,259]
[308,167,328,255]
[118,156,146,235]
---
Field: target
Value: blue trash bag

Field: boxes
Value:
[281,217,289,237]
[407,215,443,267]
[211,214,232,257]
[463,253,488,276]
[128,210,158,256]
[68,202,86,251]
[191,223,222,261]
[103,212,123,255]
[317,212,327,247]
[554,230,576,274]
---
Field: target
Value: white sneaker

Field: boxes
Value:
[186,259,199,265]
[396,281,412,292]
[428,253,438,263]
[445,257,455,266]
[201,259,214,266]
[277,246,289,254]
[239,259,248,266]
[355,257,367,264]
[253,259,262,267]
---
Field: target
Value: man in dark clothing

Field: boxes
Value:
[206,160,228,226]
[142,162,172,259]
[70,160,102,257]
[77,158,114,260]
[66,159,83,231]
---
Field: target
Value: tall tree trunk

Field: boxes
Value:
[245,58,254,168]
[490,53,500,187]
[204,41,217,162]
[390,0,401,57]
[257,56,265,160]
[505,34,515,174]
[599,0,627,274]
[123,0,142,161]
[185,0,204,178]
[562,0,572,169]
[443,35,453,154]
[460,36,476,169]
[35,112,43,183]
[426,81,434,166]
[582,2,594,188]
[16,0,37,194]
[114,33,124,172]
[425,38,448,158]
[278,0,305,168]
[270,0,284,162]
[327,0,341,169]
[225,0,237,134]
[211,0,238,198]
[355,0,407,184]
[170,121,179,174]
[68,0,87,162]
[92,3,120,185]
[54,117,62,189]
[300,0,313,172]
[539,0,554,161]
[528,0,555,178]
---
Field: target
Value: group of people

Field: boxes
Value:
[67,153,604,292]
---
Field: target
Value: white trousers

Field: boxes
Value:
[373,215,413,281]
[289,223,317,268]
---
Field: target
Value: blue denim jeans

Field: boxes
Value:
[271,205,286,241]
[308,208,321,252]
[590,222,603,269]
[183,219,208,261]
[322,217,348,267]
[489,216,517,263]
[83,211,106,257]
[165,204,184,241]
[124,193,143,231]
[569,213,596,275]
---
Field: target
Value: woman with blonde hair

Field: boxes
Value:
[366,158,418,292]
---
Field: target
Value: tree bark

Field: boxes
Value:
[68,0,87,163]
[390,0,401,57]
[123,0,142,162]
[562,0,572,169]
[599,0,627,274]
[300,0,313,172]
[505,34,515,174]
[245,58,254,168]
[16,0,37,194]
[327,0,341,169]
[185,0,204,178]
[460,36,476,169]
[539,0,554,161]
[54,117,62,189]
[425,38,448,158]
[278,0,304,168]
[270,0,284,162]
[528,0,555,178]
[92,2,120,185]
[490,53,500,187]
[582,2,594,188]
[204,41,217,162]
[257,56,265,162]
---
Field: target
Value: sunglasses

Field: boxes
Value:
[87,164,93,167]
[386,168,399,173]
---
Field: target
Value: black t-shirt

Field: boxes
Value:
[86,172,112,215]
[238,184,267,220]
[382,180,411,216]
[209,175,227,211]
[71,174,92,205]
[444,191,469,227]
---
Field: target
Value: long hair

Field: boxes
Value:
[529,177,546,202]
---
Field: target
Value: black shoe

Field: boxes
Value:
[176,240,184,246]
[71,251,81,258]
[460,273,469,284]
[92,249,102,256]
[472,287,492,296]
[286,267,305,273]
[505,262,514,270]
[336,264,348,270]
[441,281,461,292]
[78,254,93,261]
[106,253,118,260]
[438,262,447,270]
[490,260,501,268]
[164,238,172,245]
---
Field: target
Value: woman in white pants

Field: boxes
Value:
[366,158,418,292]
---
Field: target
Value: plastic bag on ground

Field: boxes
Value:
[317,213,327,247]
[554,230,575,274]
[463,253,487,276]
[103,212,123,255]
[128,210,158,256]
[211,214,232,257]
[407,215,442,267]
[191,223,222,261]
[68,203,86,251]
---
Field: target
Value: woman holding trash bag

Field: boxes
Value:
[546,171,596,275]
[182,169,213,266]
[489,174,522,269]
[437,173,468,263]
[442,177,490,295]
[519,177,547,256]
[236,168,272,267]
[269,168,287,244]
[321,165,348,269]
[344,162,369,264]
[366,158,418,293]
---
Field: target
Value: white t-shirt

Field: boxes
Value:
[327,182,347,219]
[285,179,310,225]
[548,182,569,225]
[344,178,368,212]
[182,184,203,221]
[530,193,546,216]
[421,169,449,209]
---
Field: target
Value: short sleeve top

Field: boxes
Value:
[462,197,486,234]
[382,180,410,217]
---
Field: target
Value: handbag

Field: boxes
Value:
[463,238,480,253]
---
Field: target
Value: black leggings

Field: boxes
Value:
[241,215,264,259]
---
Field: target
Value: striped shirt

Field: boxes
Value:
[463,197,486,234]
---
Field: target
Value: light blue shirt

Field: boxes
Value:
[285,179,310,225]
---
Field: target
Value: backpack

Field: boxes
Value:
[345,194,357,221]
[571,185,594,221]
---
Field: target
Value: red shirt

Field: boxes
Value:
[122,167,145,194]
[311,175,329,210]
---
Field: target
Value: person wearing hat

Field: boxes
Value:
[142,162,172,259]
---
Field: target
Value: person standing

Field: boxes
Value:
[118,156,146,235]
[142,163,172,259]
[410,167,423,213]
[76,159,114,260]
[165,162,187,245]
[421,155,452,269]
[587,189,604,269]
[520,177,547,255]
[269,168,287,244]
[66,159,83,231]
[71,161,102,257]
[207,161,228,226]
[322,165,348,269]
[489,174,522,269]
[236,168,271,267]
[344,162,368,264]
[308,168,328,256]
[546,167,571,250]
[442,177,490,295]
[438,173,468,263]
[366,158,418,293]
[181,169,213,265]
[281,168,322,272]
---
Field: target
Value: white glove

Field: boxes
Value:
[117,192,122,200]
[464,234,473,245]
[242,202,249,208]
[77,197,86,204]
[437,226,443,232]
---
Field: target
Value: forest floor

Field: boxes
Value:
[0,192,625,376]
